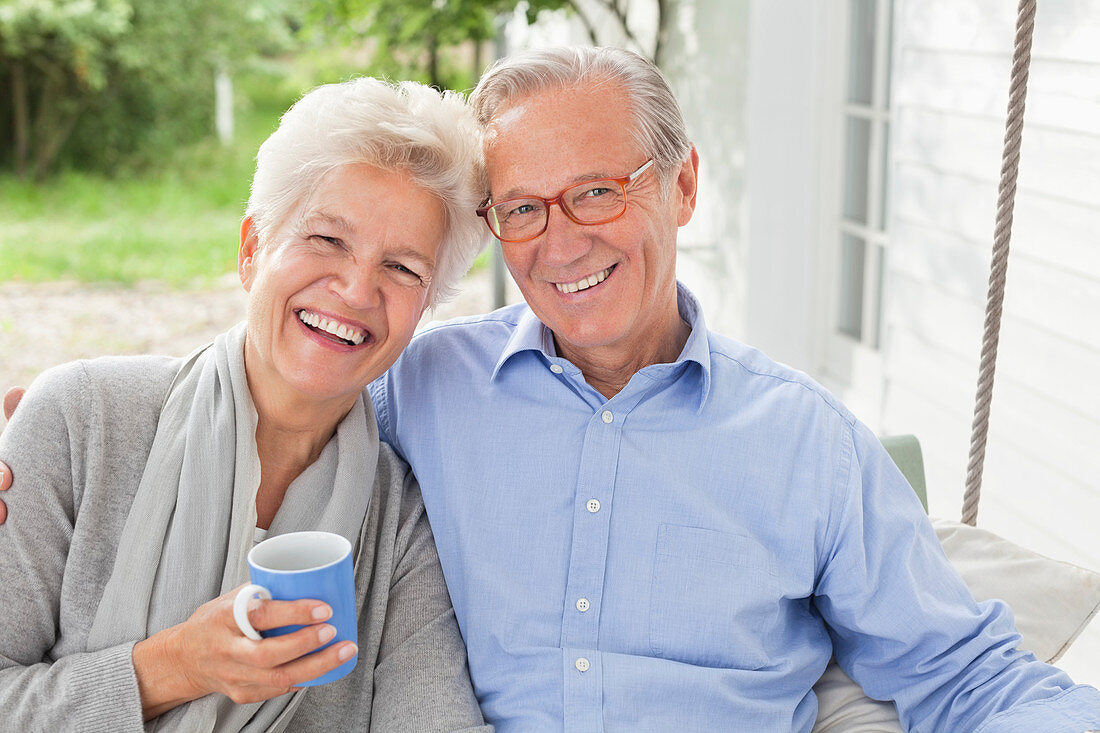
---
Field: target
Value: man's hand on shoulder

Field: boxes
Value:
[4,386,24,422]
[0,385,26,525]
[0,459,8,525]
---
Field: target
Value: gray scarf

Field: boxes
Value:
[86,322,375,731]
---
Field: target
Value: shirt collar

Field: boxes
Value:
[491,281,713,408]
[674,282,713,409]
[491,306,553,381]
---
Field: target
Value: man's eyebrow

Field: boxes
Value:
[496,171,617,202]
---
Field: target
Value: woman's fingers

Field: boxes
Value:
[215,629,356,703]
[281,640,358,689]
[236,621,339,670]
[204,589,354,702]
[245,597,332,633]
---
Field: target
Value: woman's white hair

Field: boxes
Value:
[246,77,488,305]
[470,46,691,178]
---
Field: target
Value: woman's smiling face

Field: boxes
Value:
[239,163,446,412]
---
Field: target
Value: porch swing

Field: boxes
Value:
[809,0,1100,729]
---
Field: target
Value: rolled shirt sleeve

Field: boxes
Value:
[815,420,1100,731]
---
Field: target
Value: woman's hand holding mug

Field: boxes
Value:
[132,584,357,720]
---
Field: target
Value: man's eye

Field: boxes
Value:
[581,186,613,198]
[509,203,539,217]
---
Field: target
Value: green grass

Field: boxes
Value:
[0,62,303,288]
[0,54,491,288]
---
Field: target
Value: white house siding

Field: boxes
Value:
[663,0,752,342]
[885,0,1100,681]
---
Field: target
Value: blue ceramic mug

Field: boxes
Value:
[232,531,356,686]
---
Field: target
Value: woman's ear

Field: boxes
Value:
[239,217,260,291]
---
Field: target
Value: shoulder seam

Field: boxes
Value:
[709,350,855,429]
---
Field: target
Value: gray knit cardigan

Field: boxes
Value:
[0,355,490,732]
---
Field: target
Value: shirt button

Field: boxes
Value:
[550,364,563,374]
[586,499,601,513]
[601,410,613,424]
[576,598,590,612]
[575,657,590,673]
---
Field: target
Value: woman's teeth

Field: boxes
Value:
[297,310,366,346]
[555,266,613,294]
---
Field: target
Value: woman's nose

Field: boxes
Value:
[333,266,383,310]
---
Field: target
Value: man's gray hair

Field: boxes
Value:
[246,77,487,305]
[471,46,692,175]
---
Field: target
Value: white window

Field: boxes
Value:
[818,0,895,422]
[837,0,893,348]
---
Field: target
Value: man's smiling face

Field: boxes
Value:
[484,81,697,367]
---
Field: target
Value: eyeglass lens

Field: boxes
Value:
[487,179,626,241]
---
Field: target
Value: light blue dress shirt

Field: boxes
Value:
[370,283,1100,732]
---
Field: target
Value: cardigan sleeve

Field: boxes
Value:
[368,458,490,733]
[0,362,146,732]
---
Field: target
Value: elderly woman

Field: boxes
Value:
[0,78,489,731]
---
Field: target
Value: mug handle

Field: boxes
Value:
[233,583,272,641]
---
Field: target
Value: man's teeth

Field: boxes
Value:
[555,266,613,294]
[297,310,366,345]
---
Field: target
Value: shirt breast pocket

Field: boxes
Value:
[649,523,781,670]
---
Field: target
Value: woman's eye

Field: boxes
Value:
[312,235,346,250]
[390,263,423,281]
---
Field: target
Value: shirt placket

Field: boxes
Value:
[559,389,644,733]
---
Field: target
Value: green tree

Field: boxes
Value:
[0,0,297,179]
[559,0,671,66]
[312,0,571,91]
[0,0,131,178]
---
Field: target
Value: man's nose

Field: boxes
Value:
[540,204,591,266]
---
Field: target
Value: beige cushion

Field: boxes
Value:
[811,518,1100,732]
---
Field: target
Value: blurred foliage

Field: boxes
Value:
[0,0,576,178]
[310,0,571,91]
[0,0,301,179]
[0,61,302,286]
[0,0,545,285]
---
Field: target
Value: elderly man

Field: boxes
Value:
[370,46,1100,731]
[3,47,1100,731]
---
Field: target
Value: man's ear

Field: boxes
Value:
[239,217,260,291]
[675,145,700,227]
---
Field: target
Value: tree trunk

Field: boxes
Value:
[11,61,29,178]
[428,34,440,89]
[566,0,601,46]
[215,66,234,145]
[473,35,483,82]
[654,0,669,67]
[33,105,81,181]
[30,72,82,181]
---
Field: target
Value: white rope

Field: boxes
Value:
[960,0,1037,526]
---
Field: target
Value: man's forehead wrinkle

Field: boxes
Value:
[486,83,642,202]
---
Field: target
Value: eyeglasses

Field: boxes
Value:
[477,159,655,243]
